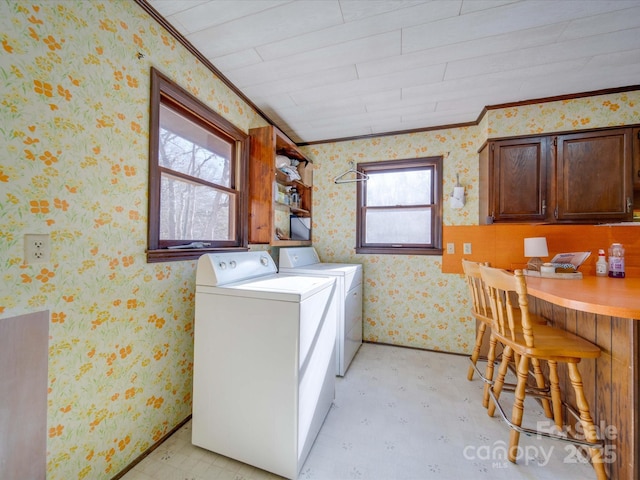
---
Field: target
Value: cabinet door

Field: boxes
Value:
[555,129,633,222]
[633,127,640,190]
[490,137,549,222]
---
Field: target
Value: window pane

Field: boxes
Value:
[148,69,248,261]
[159,173,235,241]
[365,207,432,244]
[366,170,431,206]
[159,104,232,187]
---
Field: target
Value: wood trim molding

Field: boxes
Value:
[476,121,640,153]
[110,415,192,479]
[301,84,640,146]
[133,1,640,148]
[133,0,275,129]
[483,84,640,113]
[298,120,479,146]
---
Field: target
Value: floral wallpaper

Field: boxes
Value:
[486,91,640,137]
[0,1,264,478]
[302,89,640,354]
[1,1,638,479]
[301,127,482,353]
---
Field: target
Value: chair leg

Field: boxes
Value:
[531,358,553,418]
[467,321,487,381]
[567,363,607,480]
[487,345,512,417]
[513,351,520,369]
[548,360,564,430]
[508,354,530,463]
[482,334,498,408]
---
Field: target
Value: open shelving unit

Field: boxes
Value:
[248,125,313,246]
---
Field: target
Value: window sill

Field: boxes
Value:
[355,247,443,255]
[146,247,249,263]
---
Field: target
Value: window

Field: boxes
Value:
[147,68,249,262]
[356,157,442,255]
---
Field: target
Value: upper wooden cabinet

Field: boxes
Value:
[248,125,313,245]
[480,136,549,223]
[480,126,635,224]
[555,129,633,222]
[633,127,640,190]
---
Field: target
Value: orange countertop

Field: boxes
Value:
[524,275,640,319]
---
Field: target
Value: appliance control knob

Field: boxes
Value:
[218,262,227,269]
[260,256,269,266]
[229,260,236,269]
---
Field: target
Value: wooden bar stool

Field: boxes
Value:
[479,265,606,479]
[461,259,492,382]
[462,259,550,413]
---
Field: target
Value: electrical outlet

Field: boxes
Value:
[24,234,50,264]
[446,243,455,254]
[463,243,472,255]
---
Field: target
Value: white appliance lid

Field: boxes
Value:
[279,247,320,268]
[196,251,277,286]
[197,273,336,302]
[279,262,361,276]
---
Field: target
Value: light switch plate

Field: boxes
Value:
[446,243,455,254]
[463,243,472,255]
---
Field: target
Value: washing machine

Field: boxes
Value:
[192,251,337,480]
[279,247,362,376]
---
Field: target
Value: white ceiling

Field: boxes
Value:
[146,0,640,144]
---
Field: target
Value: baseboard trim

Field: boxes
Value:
[363,340,467,357]
[111,415,192,480]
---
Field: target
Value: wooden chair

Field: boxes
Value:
[479,265,606,479]
[462,259,550,412]
[461,259,492,382]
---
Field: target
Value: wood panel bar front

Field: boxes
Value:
[525,277,640,480]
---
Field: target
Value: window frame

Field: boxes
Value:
[147,67,249,262]
[355,156,443,255]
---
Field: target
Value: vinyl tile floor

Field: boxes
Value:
[121,343,597,480]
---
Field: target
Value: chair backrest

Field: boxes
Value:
[461,259,491,322]
[479,266,535,348]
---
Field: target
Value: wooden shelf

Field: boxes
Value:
[290,208,310,217]
[249,125,313,245]
[275,170,311,189]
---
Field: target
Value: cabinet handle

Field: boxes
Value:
[628,197,633,213]
[554,206,558,219]
[542,200,546,215]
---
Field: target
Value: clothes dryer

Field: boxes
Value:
[279,247,362,376]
